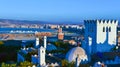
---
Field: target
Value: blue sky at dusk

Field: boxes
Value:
[0,0,120,23]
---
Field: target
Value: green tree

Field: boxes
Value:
[0,41,4,45]
[19,61,33,67]
[1,62,6,67]
[61,59,69,67]
[1,62,16,67]
[61,59,75,67]
[68,61,75,67]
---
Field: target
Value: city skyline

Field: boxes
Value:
[0,0,120,23]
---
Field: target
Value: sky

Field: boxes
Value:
[0,0,120,23]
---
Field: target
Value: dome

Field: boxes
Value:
[46,43,57,51]
[66,47,87,63]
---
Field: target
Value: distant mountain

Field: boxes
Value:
[0,19,48,25]
[0,19,83,25]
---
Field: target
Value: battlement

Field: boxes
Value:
[97,20,118,25]
[84,19,118,25]
[84,20,96,24]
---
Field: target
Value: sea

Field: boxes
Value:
[0,28,79,41]
[0,28,57,34]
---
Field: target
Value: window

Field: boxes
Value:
[103,27,105,32]
[106,27,108,32]
[109,27,111,32]
[42,50,44,53]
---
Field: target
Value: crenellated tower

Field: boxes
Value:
[83,20,118,54]
[96,20,118,45]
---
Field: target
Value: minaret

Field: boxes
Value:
[58,28,64,40]
[44,36,47,48]
[35,37,39,47]
[38,46,46,66]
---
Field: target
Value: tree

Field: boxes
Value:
[1,62,16,67]
[19,61,33,67]
[68,61,75,67]
[1,62,5,67]
[61,59,75,67]
[0,41,4,45]
[61,59,69,67]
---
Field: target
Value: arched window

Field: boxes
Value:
[109,27,111,32]
[103,27,105,32]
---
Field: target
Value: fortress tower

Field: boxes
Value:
[83,20,118,54]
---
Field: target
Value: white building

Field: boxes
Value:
[38,46,46,66]
[35,37,39,47]
[83,20,118,61]
[44,36,47,48]
[66,46,88,67]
